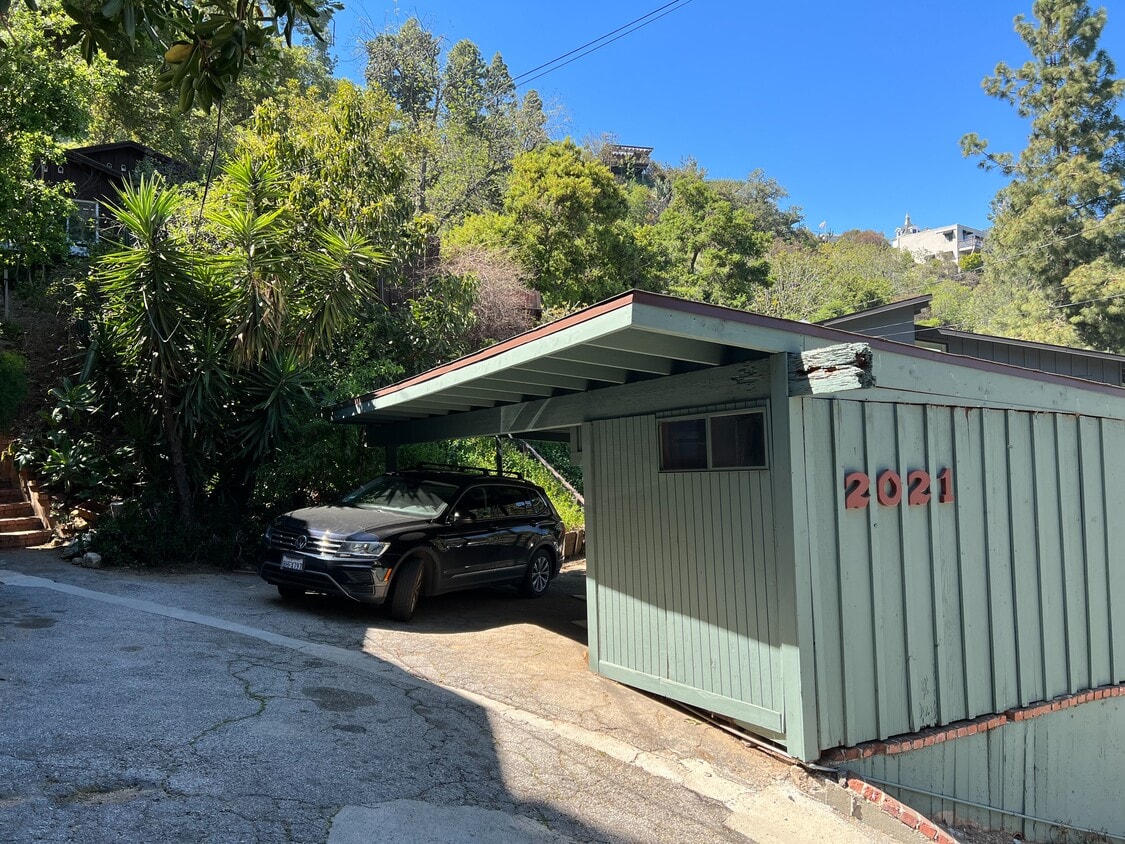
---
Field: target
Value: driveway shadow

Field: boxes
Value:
[0,559,685,843]
[271,562,590,644]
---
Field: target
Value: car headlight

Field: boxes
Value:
[263,524,274,543]
[339,540,389,558]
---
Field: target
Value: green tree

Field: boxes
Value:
[5,0,333,113]
[235,80,418,262]
[713,169,806,242]
[450,140,647,307]
[0,0,110,269]
[87,161,387,522]
[754,237,916,321]
[82,41,335,167]
[364,18,547,226]
[961,0,1125,349]
[644,166,771,307]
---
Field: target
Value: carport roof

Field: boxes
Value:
[330,290,864,430]
[331,289,1125,436]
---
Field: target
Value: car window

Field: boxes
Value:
[455,486,505,521]
[340,476,458,517]
[489,485,550,517]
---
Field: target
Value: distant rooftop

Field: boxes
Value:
[604,144,654,178]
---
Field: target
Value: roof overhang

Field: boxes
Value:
[332,290,1125,446]
[331,291,875,431]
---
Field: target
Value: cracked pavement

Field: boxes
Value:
[0,550,902,843]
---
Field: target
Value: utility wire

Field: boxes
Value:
[513,0,695,88]
[512,0,687,82]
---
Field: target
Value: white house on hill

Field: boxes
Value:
[892,214,985,263]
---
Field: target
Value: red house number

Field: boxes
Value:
[844,468,954,510]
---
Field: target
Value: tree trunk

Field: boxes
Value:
[160,391,194,524]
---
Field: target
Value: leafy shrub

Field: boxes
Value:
[92,495,256,569]
[0,350,28,433]
[397,437,585,529]
[958,252,984,272]
[10,379,137,501]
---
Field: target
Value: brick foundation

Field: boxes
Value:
[822,681,1125,763]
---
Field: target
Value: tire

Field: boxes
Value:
[519,549,553,598]
[277,584,304,601]
[389,557,424,621]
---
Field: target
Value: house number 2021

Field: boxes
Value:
[843,468,954,510]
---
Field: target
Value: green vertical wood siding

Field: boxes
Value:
[585,409,785,735]
[848,699,1125,841]
[800,399,1125,751]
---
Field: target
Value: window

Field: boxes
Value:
[454,487,505,521]
[659,411,767,471]
[491,485,550,517]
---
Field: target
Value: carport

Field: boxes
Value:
[331,289,1125,769]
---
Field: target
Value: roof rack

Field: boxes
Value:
[409,461,525,480]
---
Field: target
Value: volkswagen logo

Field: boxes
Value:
[295,534,308,550]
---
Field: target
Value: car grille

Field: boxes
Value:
[267,525,344,556]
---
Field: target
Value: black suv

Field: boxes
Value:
[258,464,565,621]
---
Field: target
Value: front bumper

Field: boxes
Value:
[258,548,394,604]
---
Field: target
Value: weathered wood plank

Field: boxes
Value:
[787,343,874,396]
[1078,416,1110,687]
[982,410,1017,710]
[802,398,846,750]
[834,399,878,744]
[897,404,938,729]
[1055,414,1089,691]
[1007,411,1044,705]
[956,408,993,719]
[1031,412,1068,699]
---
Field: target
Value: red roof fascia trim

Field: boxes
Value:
[341,292,637,408]
[336,289,1125,418]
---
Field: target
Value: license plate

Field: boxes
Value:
[280,554,304,571]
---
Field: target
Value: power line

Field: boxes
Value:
[511,0,687,82]
[513,0,695,88]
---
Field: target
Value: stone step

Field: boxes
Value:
[0,501,34,519]
[0,489,25,504]
[0,529,52,549]
[0,515,45,532]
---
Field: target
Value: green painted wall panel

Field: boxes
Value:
[806,399,1125,752]
[847,699,1125,841]
[1079,417,1111,687]
[585,405,785,735]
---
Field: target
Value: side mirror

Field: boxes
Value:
[451,511,473,524]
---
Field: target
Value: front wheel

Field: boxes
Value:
[519,550,553,598]
[389,558,424,621]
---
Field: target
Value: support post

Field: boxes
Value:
[770,352,820,761]
[385,442,398,472]
[494,436,503,474]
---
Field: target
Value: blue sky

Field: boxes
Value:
[325,1,1125,238]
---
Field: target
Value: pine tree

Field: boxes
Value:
[961,1,1125,349]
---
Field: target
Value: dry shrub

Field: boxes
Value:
[442,246,540,350]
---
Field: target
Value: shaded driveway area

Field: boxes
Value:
[0,551,898,843]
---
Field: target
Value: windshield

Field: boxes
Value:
[340,476,458,518]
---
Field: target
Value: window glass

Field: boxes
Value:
[455,486,505,520]
[660,418,707,470]
[710,412,766,468]
[492,485,549,517]
[340,476,458,517]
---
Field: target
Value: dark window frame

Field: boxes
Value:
[658,409,768,472]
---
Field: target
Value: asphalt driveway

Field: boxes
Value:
[0,549,902,843]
